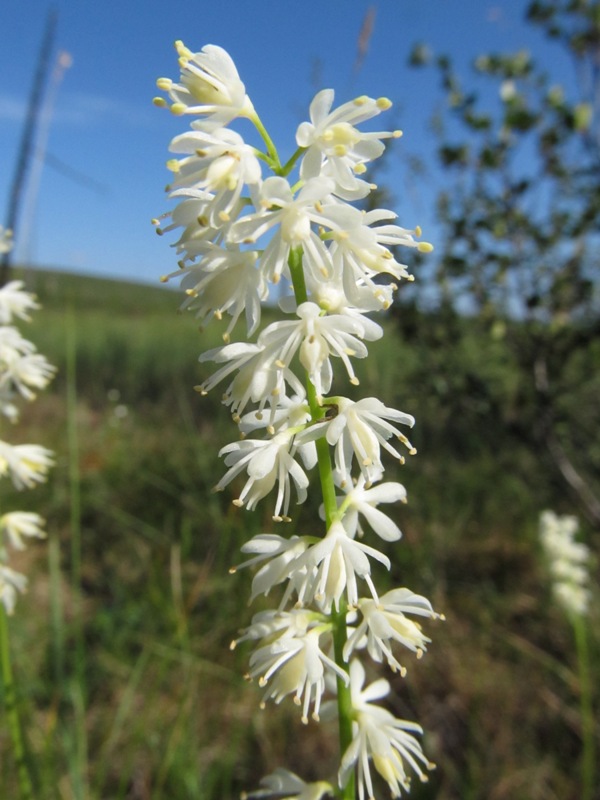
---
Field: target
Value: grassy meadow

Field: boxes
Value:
[0,267,596,800]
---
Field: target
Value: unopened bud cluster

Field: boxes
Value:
[155,43,440,800]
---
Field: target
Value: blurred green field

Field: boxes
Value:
[1,267,596,800]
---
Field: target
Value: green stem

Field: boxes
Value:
[573,613,594,800]
[0,608,34,800]
[249,110,281,171]
[280,146,306,178]
[288,247,355,800]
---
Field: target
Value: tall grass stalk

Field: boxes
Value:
[48,528,64,685]
[573,614,594,800]
[0,608,34,800]
[65,305,89,798]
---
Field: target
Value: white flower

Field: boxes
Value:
[232,607,321,649]
[216,430,310,521]
[0,511,46,550]
[229,176,335,284]
[0,350,56,402]
[296,520,390,612]
[339,660,434,800]
[297,90,401,199]
[318,397,415,487]
[257,302,382,401]
[301,262,396,315]
[245,768,333,800]
[155,42,254,125]
[0,327,36,360]
[249,627,348,723]
[323,204,430,305]
[198,340,305,422]
[0,281,39,323]
[167,126,262,227]
[539,510,591,617]
[239,393,310,436]
[343,588,441,674]
[230,533,312,602]
[0,564,28,614]
[163,244,266,339]
[340,475,407,542]
[0,442,54,490]
[154,192,234,257]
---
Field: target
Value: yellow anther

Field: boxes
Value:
[350,377,360,386]
[174,40,192,59]
[159,275,168,283]
[166,159,180,173]
[170,103,186,116]
[232,498,244,507]
[353,95,368,106]
[155,228,164,236]
[415,225,422,237]
[218,211,230,222]
[418,242,434,253]
[376,97,392,110]
[153,97,167,108]
[353,163,367,175]
[392,129,403,139]
[185,288,196,296]
[333,144,348,157]
[156,78,172,91]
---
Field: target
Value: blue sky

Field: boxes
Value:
[0,0,575,285]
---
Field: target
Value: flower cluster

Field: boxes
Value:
[156,42,439,800]
[0,278,55,614]
[539,510,591,617]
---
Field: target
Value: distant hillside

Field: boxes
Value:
[11,266,177,315]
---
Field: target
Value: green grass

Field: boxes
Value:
[0,267,596,799]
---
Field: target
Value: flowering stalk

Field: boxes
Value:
[0,269,56,798]
[155,42,440,799]
[539,510,595,800]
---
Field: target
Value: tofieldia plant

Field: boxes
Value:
[0,259,55,799]
[154,42,441,800]
[539,510,595,800]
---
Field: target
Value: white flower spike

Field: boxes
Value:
[155,40,437,800]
